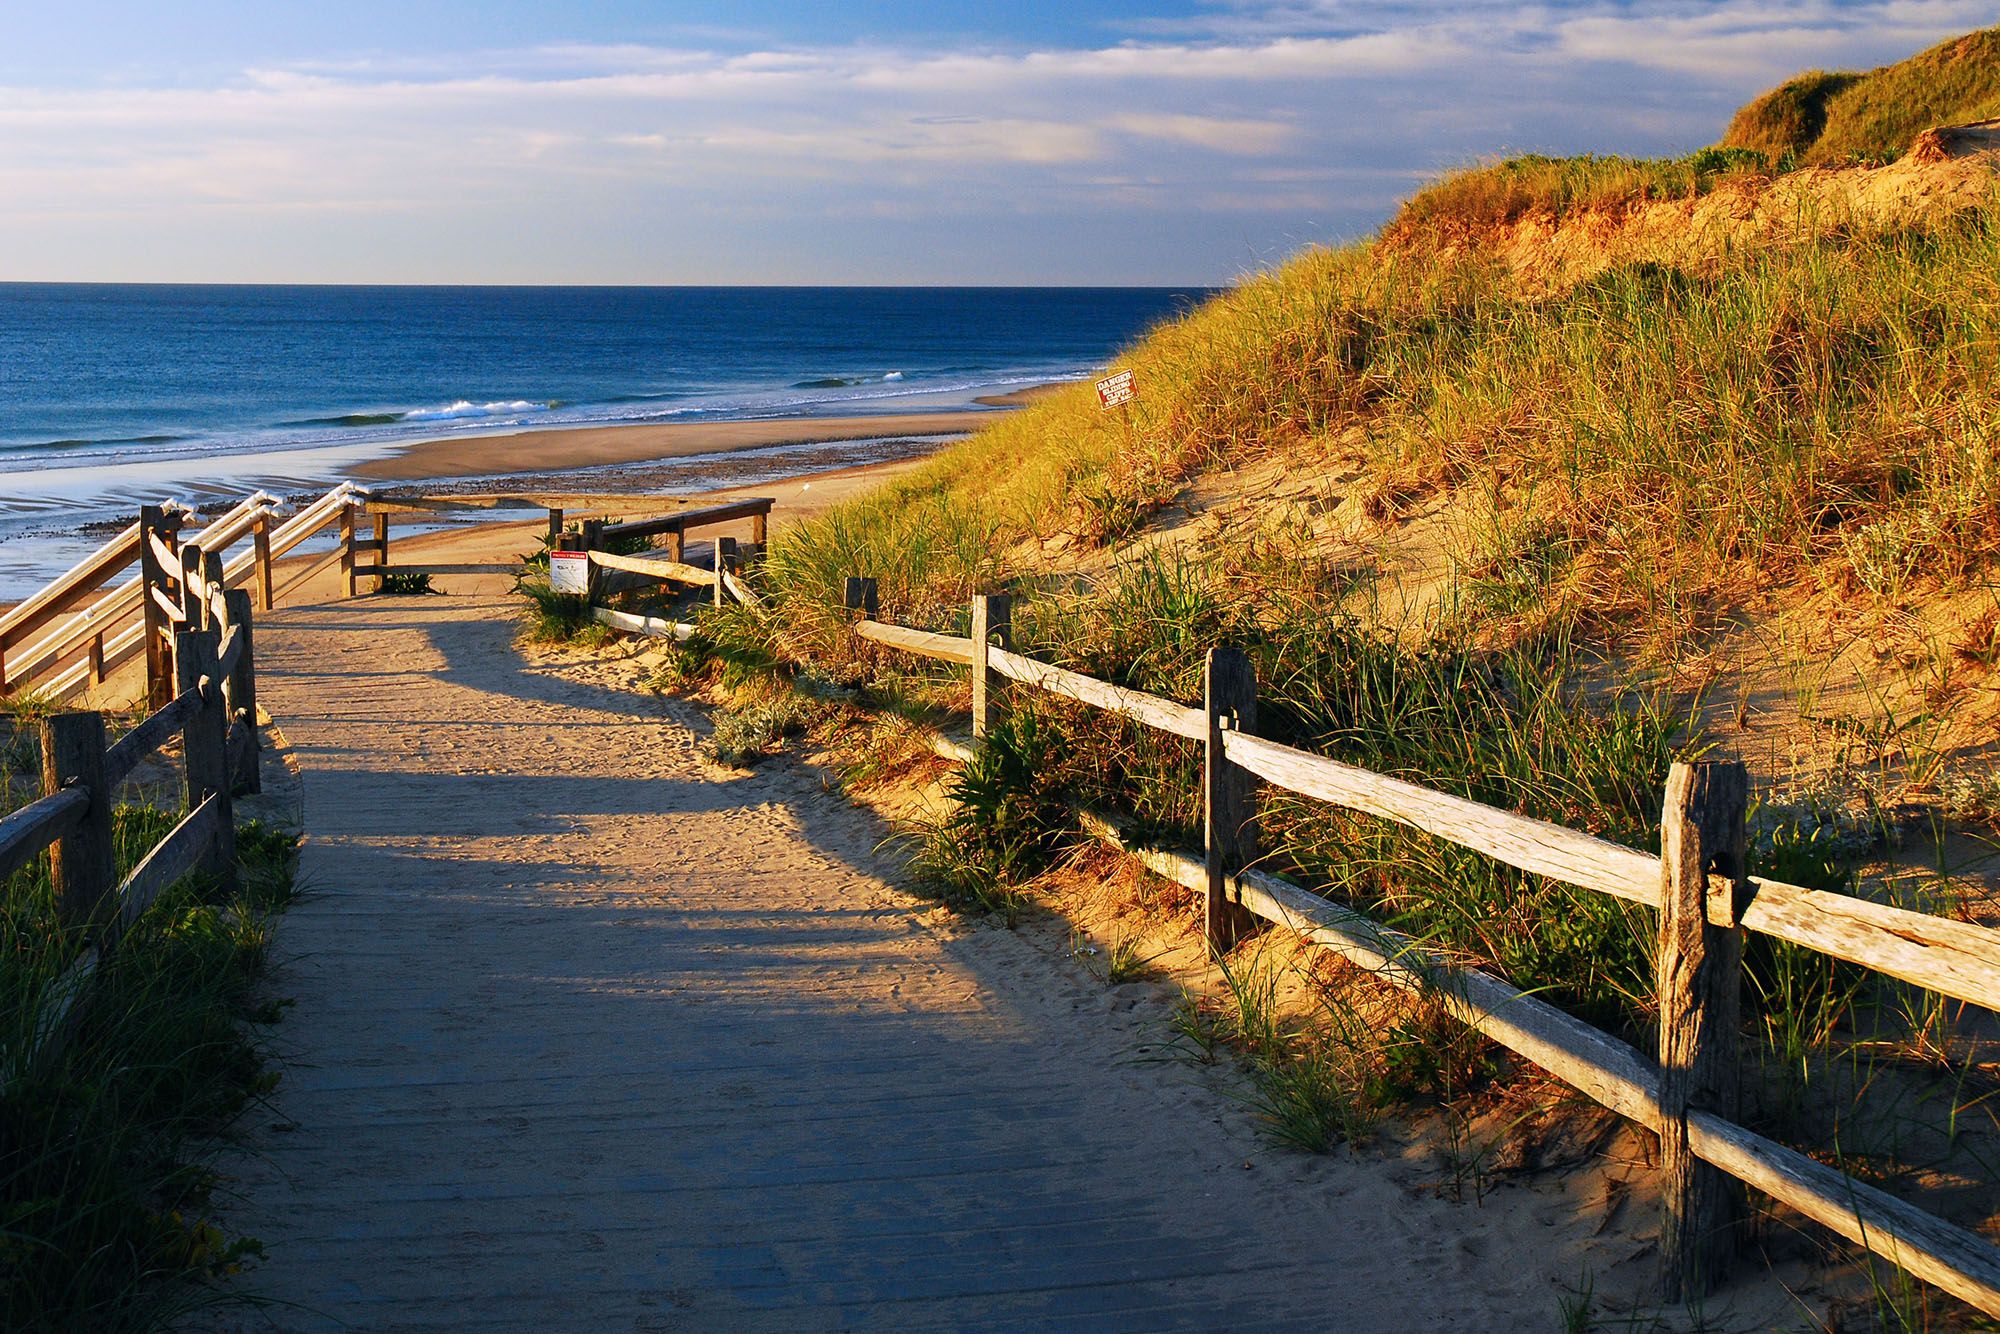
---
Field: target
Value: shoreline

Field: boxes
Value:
[354,410,1003,483]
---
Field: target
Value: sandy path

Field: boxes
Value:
[210,582,1653,1331]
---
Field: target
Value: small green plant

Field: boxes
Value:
[706,691,818,767]
[1248,1038,1370,1153]
[899,706,1069,921]
[1165,989,1219,1065]
[378,570,434,595]
[1104,934,1156,985]
[647,648,708,695]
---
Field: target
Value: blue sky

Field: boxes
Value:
[1,2,1988,284]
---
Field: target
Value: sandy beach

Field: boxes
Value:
[355,410,1002,483]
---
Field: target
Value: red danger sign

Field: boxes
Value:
[1095,369,1135,409]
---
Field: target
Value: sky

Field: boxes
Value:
[0,1,1990,285]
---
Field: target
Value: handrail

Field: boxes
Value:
[0,481,362,702]
[0,522,150,648]
[102,688,200,787]
[0,788,89,885]
[6,580,256,1068]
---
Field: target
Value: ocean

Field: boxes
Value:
[0,284,1204,597]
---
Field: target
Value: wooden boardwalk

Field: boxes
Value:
[215,590,1600,1331]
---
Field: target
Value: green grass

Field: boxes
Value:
[1,802,299,1331]
[1722,28,2000,167]
[378,570,434,595]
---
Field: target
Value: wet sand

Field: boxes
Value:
[355,411,1001,483]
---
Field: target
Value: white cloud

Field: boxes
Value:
[1113,114,1297,154]
[0,3,1985,281]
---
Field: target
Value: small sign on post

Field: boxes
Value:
[1095,369,1135,410]
[549,550,590,595]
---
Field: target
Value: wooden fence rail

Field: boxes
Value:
[527,497,774,639]
[2,582,263,1072]
[828,582,2000,1316]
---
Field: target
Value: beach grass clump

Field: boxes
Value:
[1,799,299,1332]
[1388,150,1770,239]
[513,569,599,643]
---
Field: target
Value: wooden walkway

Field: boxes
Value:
[215,590,1596,1331]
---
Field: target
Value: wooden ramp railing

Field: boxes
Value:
[3,550,264,1071]
[0,481,369,705]
[830,579,2000,1317]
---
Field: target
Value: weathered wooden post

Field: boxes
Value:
[88,633,106,688]
[253,509,274,611]
[372,512,390,592]
[177,625,236,891]
[970,593,1012,741]
[842,576,878,621]
[1657,759,1750,1300]
[750,503,769,548]
[40,710,115,932]
[579,520,605,606]
[179,545,207,627]
[714,537,738,609]
[667,520,686,564]
[339,502,359,599]
[546,507,564,548]
[201,549,225,623]
[1203,646,1259,951]
[223,587,260,795]
[137,504,178,708]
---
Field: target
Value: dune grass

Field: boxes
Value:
[763,191,2000,667]
[1722,28,2000,167]
[638,154,2000,1229]
[1,797,298,1331]
[1388,148,1772,238]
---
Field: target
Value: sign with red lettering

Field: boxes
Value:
[550,550,590,595]
[1095,369,1135,409]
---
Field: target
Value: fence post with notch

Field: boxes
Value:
[177,624,237,892]
[40,710,115,932]
[714,537,738,609]
[223,587,260,795]
[1202,646,1259,951]
[971,593,1012,742]
[253,508,275,611]
[1657,759,1750,1300]
[372,512,390,593]
[138,504,178,708]
[339,503,359,599]
[842,576,878,622]
[179,545,207,626]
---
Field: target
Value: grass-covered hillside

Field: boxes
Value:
[1723,27,2000,166]
[594,30,2000,1321]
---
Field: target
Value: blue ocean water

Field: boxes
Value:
[0,284,1200,477]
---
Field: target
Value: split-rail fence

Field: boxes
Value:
[526,513,2000,1313]
[817,578,2000,1316]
